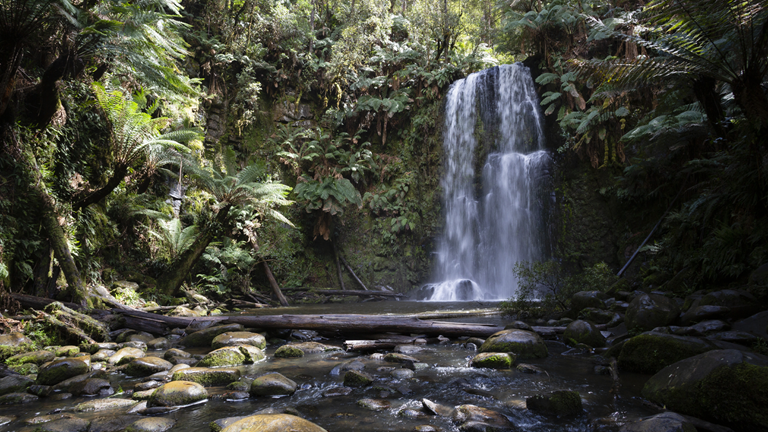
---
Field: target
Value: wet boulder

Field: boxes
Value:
[249,372,297,397]
[148,381,208,407]
[171,367,241,386]
[570,291,607,314]
[0,375,33,396]
[55,345,80,357]
[452,404,515,431]
[0,332,32,347]
[619,412,697,432]
[526,390,583,416]
[181,323,244,347]
[578,308,619,325]
[357,398,391,411]
[146,338,170,350]
[343,370,373,387]
[0,392,38,404]
[88,415,141,432]
[108,347,145,365]
[221,414,327,432]
[682,289,761,324]
[126,357,173,377]
[274,345,304,358]
[196,345,265,367]
[6,350,55,366]
[211,331,267,349]
[642,349,768,432]
[479,329,548,359]
[69,378,113,397]
[626,293,681,332]
[618,332,716,374]
[75,398,139,412]
[564,320,606,348]
[33,416,90,432]
[36,357,90,386]
[163,348,191,361]
[469,353,515,369]
[125,417,176,432]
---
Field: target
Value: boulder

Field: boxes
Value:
[274,345,304,358]
[125,417,176,432]
[564,320,606,348]
[343,370,373,387]
[36,357,90,386]
[221,414,327,432]
[479,329,548,359]
[211,332,267,349]
[108,347,145,365]
[126,357,173,377]
[469,353,514,369]
[88,415,140,432]
[196,345,265,367]
[163,348,192,361]
[69,378,113,396]
[452,404,515,430]
[570,291,606,313]
[210,416,248,432]
[33,417,90,432]
[618,332,716,374]
[626,293,681,332]
[181,323,244,347]
[146,338,170,350]
[249,372,297,397]
[619,412,697,432]
[0,332,31,347]
[526,390,583,416]
[75,398,138,412]
[171,367,241,386]
[148,381,208,407]
[0,392,38,404]
[6,350,54,366]
[0,375,33,396]
[642,349,768,432]
[681,289,760,324]
[578,308,619,325]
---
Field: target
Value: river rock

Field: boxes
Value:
[6,350,55,366]
[36,357,90,385]
[34,417,90,432]
[732,310,768,340]
[148,381,208,407]
[199,345,265,367]
[125,416,176,432]
[578,308,618,325]
[526,390,583,416]
[618,332,716,374]
[92,349,116,361]
[479,329,548,359]
[250,372,297,397]
[132,389,156,400]
[211,331,267,349]
[221,414,327,432]
[0,392,38,404]
[343,370,373,387]
[469,352,514,369]
[391,368,415,379]
[452,404,515,430]
[0,332,31,347]
[182,323,244,347]
[70,377,113,396]
[135,380,163,391]
[619,412,697,432]
[75,398,138,412]
[89,415,140,432]
[626,293,681,332]
[358,398,391,411]
[170,306,201,317]
[706,331,759,345]
[571,291,607,313]
[171,367,241,386]
[163,348,192,360]
[108,347,145,365]
[642,349,768,431]
[55,345,80,357]
[210,416,248,432]
[147,338,170,350]
[323,387,353,397]
[0,375,33,396]
[126,356,174,376]
[564,320,606,348]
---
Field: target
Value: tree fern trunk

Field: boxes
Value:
[74,165,128,211]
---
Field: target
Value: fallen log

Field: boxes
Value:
[10,293,83,311]
[339,255,368,291]
[283,289,404,298]
[344,335,421,351]
[113,309,504,338]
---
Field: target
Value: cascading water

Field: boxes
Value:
[421,63,550,301]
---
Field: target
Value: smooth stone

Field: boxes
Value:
[343,370,373,387]
[422,399,456,417]
[618,332,716,374]
[163,348,192,360]
[182,324,245,347]
[52,371,102,393]
[126,416,176,432]
[210,416,248,432]
[0,415,14,426]
[148,381,208,407]
[147,338,170,350]
[570,291,607,313]
[24,413,78,424]
[55,345,80,357]
[395,345,424,355]
[126,357,174,376]
[391,368,415,379]
[36,358,90,386]
[0,392,39,404]
[516,363,546,374]
[221,414,327,432]
[479,329,548,359]
[92,349,116,361]
[357,398,391,411]
[121,341,148,351]
[322,386,353,397]
[564,320,606,348]
[274,345,304,358]
[88,415,140,432]
[211,332,267,349]
[75,398,139,412]
[526,390,583,416]
[35,417,90,432]
[626,293,681,331]
[578,308,618,325]
[6,350,55,366]
[385,353,420,364]
[0,375,33,396]
[249,372,297,397]
[171,367,241,386]
[0,332,32,347]
[108,347,146,365]
[169,363,191,373]
[132,389,156,400]
[452,405,515,430]
[70,378,113,396]
[196,345,264,367]
[135,380,163,391]
[619,412,697,432]
[469,352,515,369]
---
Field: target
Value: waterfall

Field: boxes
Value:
[421,63,550,301]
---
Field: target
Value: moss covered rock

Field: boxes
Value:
[148,381,208,407]
[221,414,327,432]
[181,324,244,348]
[564,320,606,348]
[642,349,768,432]
[36,358,90,386]
[626,293,681,332]
[274,345,304,358]
[469,352,514,369]
[6,350,55,366]
[0,375,33,396]
[126,357,174,377]
[0,392,38,405]
[451,404,515,430]
[211,332,266,349]
[171,367,241,386]
[526,390,583,416]
[343,370,373,387]
[618,332,716,374]
[249,372,297,397]
[196,345,265,367]
[479,329,548,359]
[570,291,607,314]
[75,398,138,412]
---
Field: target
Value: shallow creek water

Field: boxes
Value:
[1,301,657,431]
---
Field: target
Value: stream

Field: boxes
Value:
[0,301,657,432]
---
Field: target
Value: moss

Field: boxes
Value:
[172,368,241,386]
[274,345,304,358]
[470,353,514,369]
[526,391,582,416]
[618,333,713,374]
[5,350,54,366]
[0,344,37,363]
[196,348,246,367]
[343,370,373,387]
[10,363,39,375]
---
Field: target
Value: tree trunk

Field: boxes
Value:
[155,205,231,296]
[339,255,368,290]
[332,239,346,290]
[263,260,289,306]
[73,165,128,211]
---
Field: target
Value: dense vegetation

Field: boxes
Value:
[0,0,766,311]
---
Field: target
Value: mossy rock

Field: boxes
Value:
[564,320,606,348]
[642,349,768,432]
[249,372,297,397]
[221,414,327,432]
[126,357,174,377]
[0,375,34,396]
[526,390,583,416]
[210,416,248,432]
[274,345,304,358]
[55,345,80,357]
[570,291,607,314]
[479,329,548,359]
[10,363,38,375]
[181,324,245,348]
[148,381,208,407]
[6,350,55,366]
[452,404,515,430]
[0,392,38,405]
[626,293,680,332]
[618,332,716,374]
[75,398,138,412]
[36,358,90,386]
[578,308,617,325]
[211,332,266,349]
[197,345,265,367]
[343,370,373,387]
[171,367,241,386]
[469,352,514,369]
